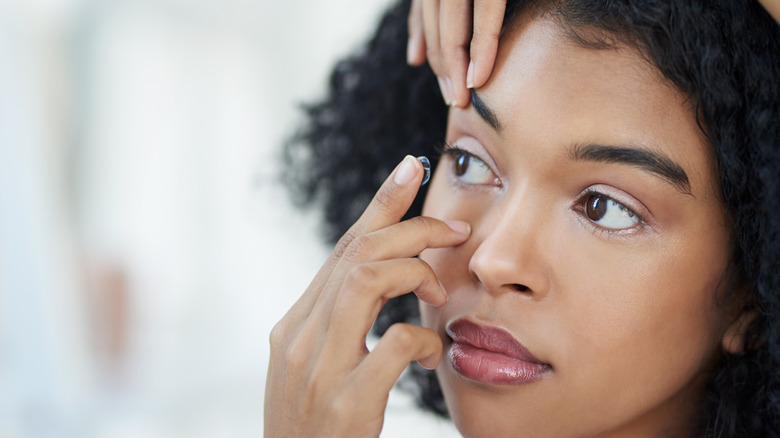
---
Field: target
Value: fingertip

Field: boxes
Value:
[438,279,449,304]
[470,55,496,89]
[444,219,471,235]
[437,76,451,105]
[407,38,416,65]
[445,76,455,106]
[466,59,475,89]
[394,155,422,186]
[407,34,426,66]
[417,345,443,370]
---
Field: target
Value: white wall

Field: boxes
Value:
[0,0,461,436]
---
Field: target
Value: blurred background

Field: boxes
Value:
[0,0,458,436]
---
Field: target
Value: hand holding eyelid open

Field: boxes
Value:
[407,0,506,108]
[264,155,470,438]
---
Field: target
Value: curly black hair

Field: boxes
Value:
[282,0,780,436]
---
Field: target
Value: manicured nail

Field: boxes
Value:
[437,76,450,105]
[394,155,419,185]
[466,60,475,88]
[438,279,449,302]
[446,76,457,107]
[406,35,416,64]
[444,219,471,235]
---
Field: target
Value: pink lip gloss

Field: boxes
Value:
[447,319,552,385]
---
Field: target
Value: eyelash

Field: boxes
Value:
[438,142,500,187]
[438,142,645,235]
[436,141,459,157]
[437,141,465,157]
[574,188,645,236]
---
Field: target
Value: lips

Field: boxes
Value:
[446,319,551,385]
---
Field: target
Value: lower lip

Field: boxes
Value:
[449,342,551,385]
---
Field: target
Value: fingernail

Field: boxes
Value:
[446,76,457,107]
[466,60,475,89]
[394,155,419,185]
[444,219,471,235]
[417,156,431,186]
[437,76,450,105]
[438,280,449,302]
[406,36,416,64]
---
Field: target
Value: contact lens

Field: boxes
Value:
[417,156,431,186]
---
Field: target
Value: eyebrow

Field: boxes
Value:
[469,90,691,194]
[569,143,692,194]
[471,90,502,132]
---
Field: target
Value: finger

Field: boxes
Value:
[312,216,468,341]
[470,0,506,89]
[334,258,446,333]
[338,215,470,264]
[278,155,426,326]
[352,323,443,397]
[319,258,445,370]
[407,0,427,65]
[422,0,450,104]
[308,217,470,366]
[439,0,473,107]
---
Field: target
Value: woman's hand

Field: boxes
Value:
[408,0,780,107]
[264,156,471,438]
[407,0,506,108]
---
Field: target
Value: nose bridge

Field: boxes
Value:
[468,186,550,296]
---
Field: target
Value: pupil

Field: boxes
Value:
[454,153,469,176]
[586,194,607,221]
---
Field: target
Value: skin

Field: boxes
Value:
[760,0,780,23]
[264,154,469,438]
[265,4,758,438]
[417,12,743,438]
[408,0,780,109]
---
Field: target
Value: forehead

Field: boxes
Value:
[482,12,717,197]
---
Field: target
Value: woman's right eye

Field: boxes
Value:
[448,149,498,186]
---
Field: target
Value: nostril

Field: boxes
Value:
[514,284,529,292]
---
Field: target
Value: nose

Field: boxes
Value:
[467,193,550,299]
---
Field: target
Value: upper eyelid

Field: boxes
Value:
[441,144,502,187]
[576,188,645,225]
[444,142,650,229]
[441,142,496,171]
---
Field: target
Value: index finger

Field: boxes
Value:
[407,0,427,65]
[469,0,507,89]
[281,155,426,322]
[333,155,426,259]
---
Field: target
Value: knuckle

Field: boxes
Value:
[333,229,359,259]
[472,28,501,44]
[385,323,417,352]
[342,234,374,262]
[283,339,309,373]
[372,186,394,213]
[302,369,325,399]
[268,320,288,353]
[344,264,379,291]
[409,215,438,236]
[327,394,356,425]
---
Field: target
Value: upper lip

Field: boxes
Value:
[446,319,547,364]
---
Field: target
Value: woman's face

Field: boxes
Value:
[419,13,735,438]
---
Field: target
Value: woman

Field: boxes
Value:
[266,0,780,436]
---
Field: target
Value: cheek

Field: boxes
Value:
[549,223,731,414]
[418,167,483,331]
[420,157,733,433]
